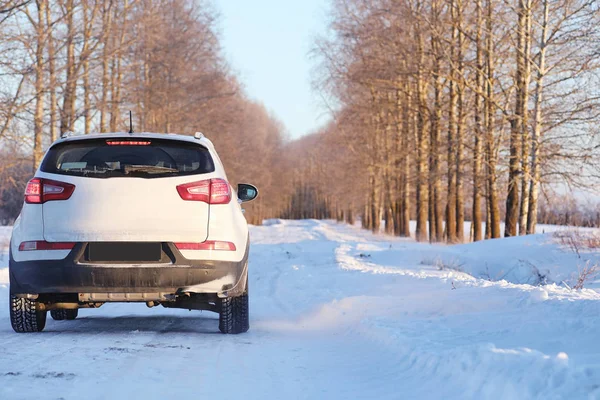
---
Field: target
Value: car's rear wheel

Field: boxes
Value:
[50,309,78,321]
[10,295,47,333]
[219,283,249,334]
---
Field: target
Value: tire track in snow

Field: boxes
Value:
[265,244,291,313]
[335,242,475,282]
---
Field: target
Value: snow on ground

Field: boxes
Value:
[0,225,10,264]
[1,220,600,399]
[361,230,600,289]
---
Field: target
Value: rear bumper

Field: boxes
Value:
[9,242,248,298]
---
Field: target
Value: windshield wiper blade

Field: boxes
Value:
[79,167,119,175]
[124,165,178,174]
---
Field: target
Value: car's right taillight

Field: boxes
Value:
[25,178,75,204]
[176,178,231,204]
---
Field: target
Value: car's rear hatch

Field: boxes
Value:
[39,137,215,243]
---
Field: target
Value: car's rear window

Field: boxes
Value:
[40,138,215,178]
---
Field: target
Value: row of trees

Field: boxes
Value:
[0,0,286,225]
[298,0,600,242]
[537,195,600,229]
[2,0,600,236]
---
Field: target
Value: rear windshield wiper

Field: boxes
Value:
[63,167,119,176]
[124,165,178,174]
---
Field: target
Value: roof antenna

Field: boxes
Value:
[128,111,134,134]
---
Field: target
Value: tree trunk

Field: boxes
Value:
[60,0,76,135]
[505,0,528,237]
[400,81,412,237]
[486,0,501,238]
[429,3,443,242]
[44,2,57,142]
[82,0,91,134]
[100,2,112,132]
[402,141,411,238]
[396,85,411,237]
[527,0,548,234]
[110,2,127,132]
[485,183,492,239]
[518,0,533,235]
[369,86,382,234]
[416,74,429,242]
[33,0,47,168]
[455,0,465,242]
[446,13,458,243]
[472,0,484,242]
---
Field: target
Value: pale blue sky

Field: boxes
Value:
[217,0,329,139]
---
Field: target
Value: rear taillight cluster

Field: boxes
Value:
[176,178,231,204]
[25,178,75,204]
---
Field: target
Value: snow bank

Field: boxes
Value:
[321,220,600,288]
[420,233,600,288]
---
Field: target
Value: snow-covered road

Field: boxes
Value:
[1,220,600,399]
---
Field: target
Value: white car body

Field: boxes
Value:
[9,132,256,334]
[12,133,248,265]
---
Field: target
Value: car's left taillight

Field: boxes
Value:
[25,178,75,204]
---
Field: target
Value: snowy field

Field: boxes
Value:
[1,220,600,399]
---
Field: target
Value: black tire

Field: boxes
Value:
[219,293,249,334]
[10,295,47,333]
[50,309,78,321]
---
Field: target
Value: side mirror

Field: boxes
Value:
[237,183,258,203]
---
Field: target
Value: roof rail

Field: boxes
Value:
[194,132,205,140]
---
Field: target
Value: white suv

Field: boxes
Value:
[9,132,257,334]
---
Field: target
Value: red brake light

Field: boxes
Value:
[19,241,75,251]
[174,241,236,251]
[25,178,75,204]
[106,140,151,146]
[176,179,231,204]
[209,179,232,204]
[24,178,42,204]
